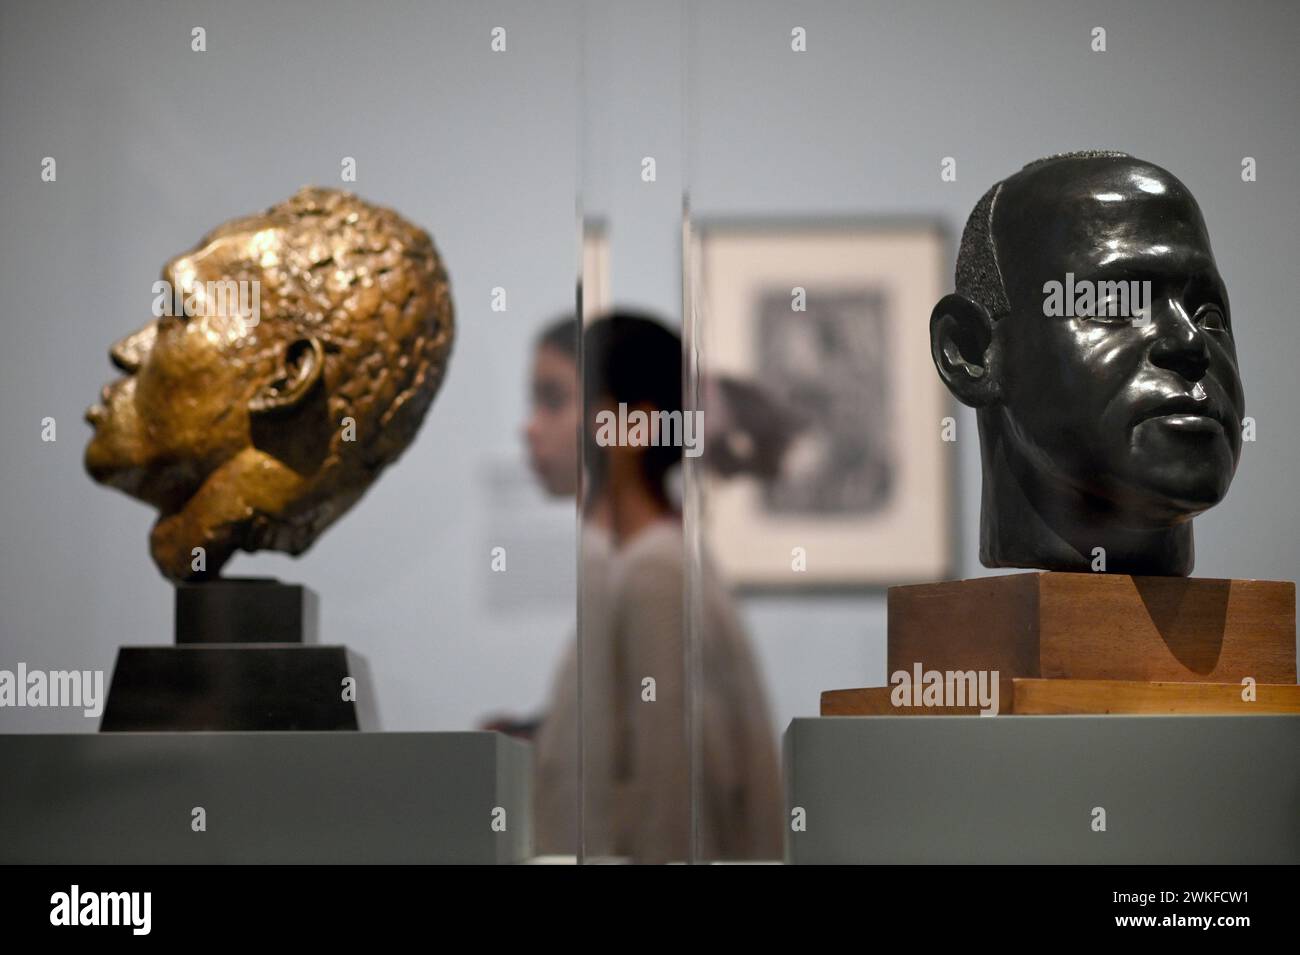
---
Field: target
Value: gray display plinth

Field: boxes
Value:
[0,731,532,864]
[784,715,1300,864]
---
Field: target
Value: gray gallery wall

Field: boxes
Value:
[2,0,1297,742]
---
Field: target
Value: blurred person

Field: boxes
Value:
[524,317,586,500]
[521,316,612,853]
[498,311,784,860]
[478,316,600,745]
[571,311,783,862]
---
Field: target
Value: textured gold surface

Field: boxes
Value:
[85,188,454,580]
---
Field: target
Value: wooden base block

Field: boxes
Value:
[887,572,1296,683]
[821,679,1300,716]
[1012,678,1300,714]
[822,682,1010,716]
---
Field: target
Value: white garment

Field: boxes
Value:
[533,520,783,861]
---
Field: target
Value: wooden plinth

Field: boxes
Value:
[887,572,1296,684]
[821,680,1300,716]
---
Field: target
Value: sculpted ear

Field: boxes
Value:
[930,293,1001,407]
[249,336,324,416]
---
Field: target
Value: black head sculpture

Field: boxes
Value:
[930,151,1244,576]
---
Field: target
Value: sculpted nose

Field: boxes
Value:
[110,323,157,374]
[1148,302,1209,383]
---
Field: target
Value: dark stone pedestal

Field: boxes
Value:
[100,644,369,731]
[100,578,373,732]
[175,577,318,644]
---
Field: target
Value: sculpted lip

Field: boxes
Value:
[86,395,104,425]
[87,380,124,424]
[1133,393,1225,432]
[1148,413,1224,434]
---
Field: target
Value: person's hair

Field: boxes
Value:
[582,310,683,505]
[206,186,454,478]
[955,150,1132,320]
[536,313,579,361]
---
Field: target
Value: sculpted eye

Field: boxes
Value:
[1195,304,1227,331]
[1082,302,1130,325]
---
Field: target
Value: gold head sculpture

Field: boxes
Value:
[85,187,454,580]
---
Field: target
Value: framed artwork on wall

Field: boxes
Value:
[689,218,953,588]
